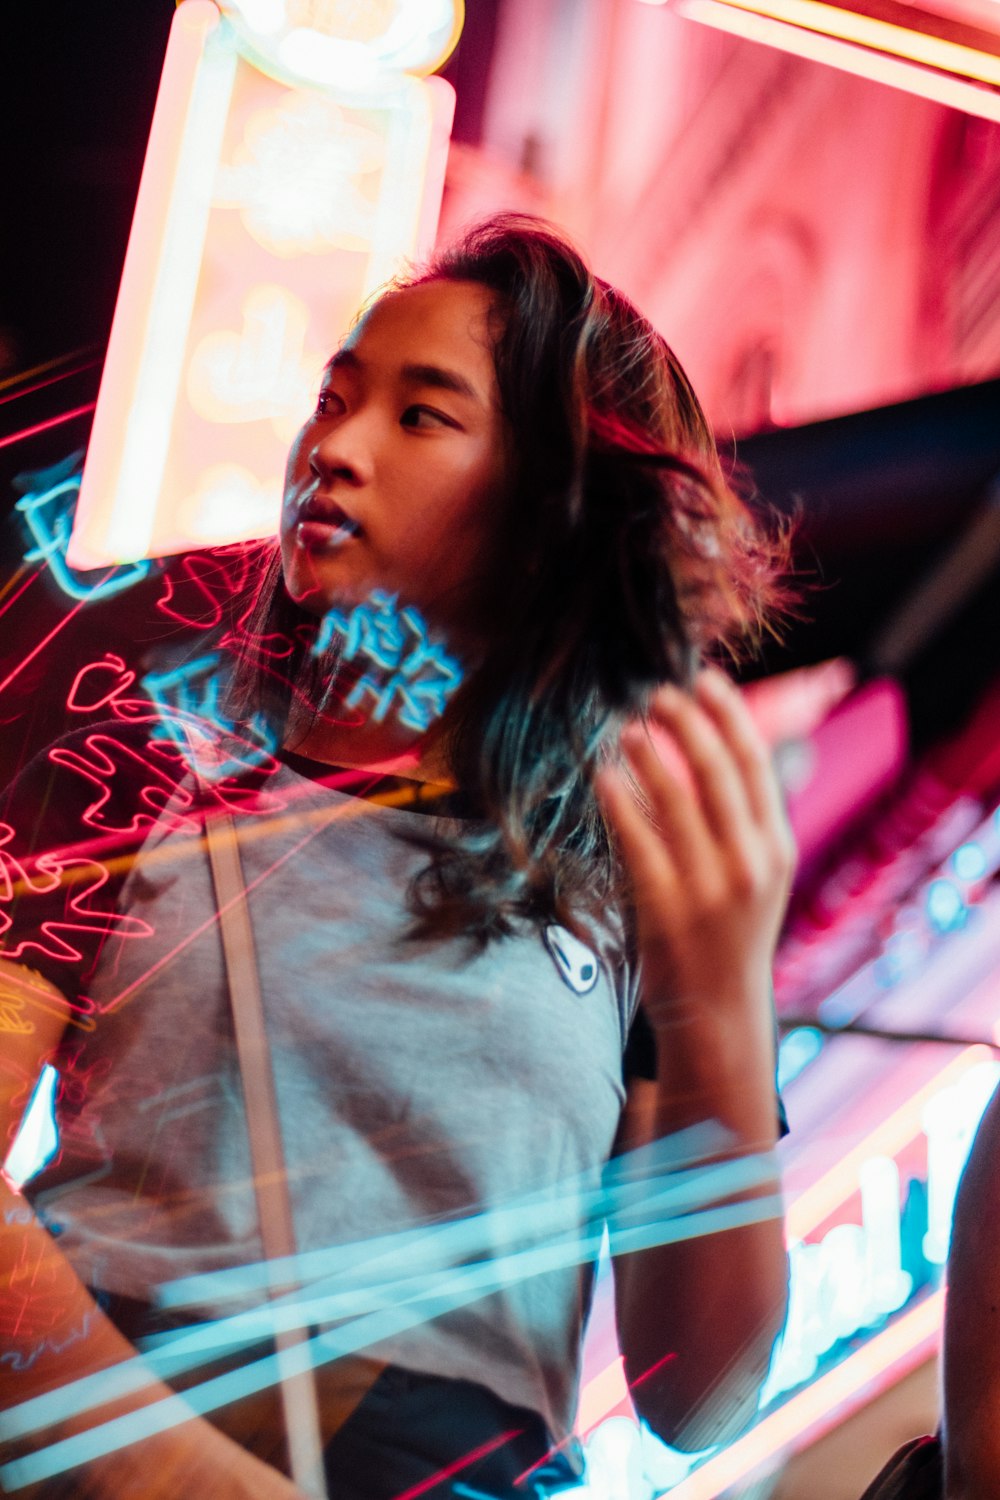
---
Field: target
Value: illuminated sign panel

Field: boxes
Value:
[68,1,456,569]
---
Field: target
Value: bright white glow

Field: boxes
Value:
[180,463,281,543]
[860,1157,912,1315]
[953,841,988,882]
[215,95,384,255]
[362,74,435,296]
[922,1061,1000,1263]
[217,0,463,86]
[582,1417,652,1500]
[675,0,1000,124]
[229,0,285,36]
[3,1066,59,1190]
[187,284,315,422]
[278,31,382,91]
[106,20,238,561]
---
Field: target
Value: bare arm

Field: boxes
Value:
[0,959,309,1500]
[596,672,790,1451]
[942,1082,1000,1499]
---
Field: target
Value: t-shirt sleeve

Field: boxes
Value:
[622,1001,657,1081]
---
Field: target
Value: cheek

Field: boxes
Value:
[282,430,309,496]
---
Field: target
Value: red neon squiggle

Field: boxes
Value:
[155,547,259,631]
[48,737,200,839]
[0,827,154,968]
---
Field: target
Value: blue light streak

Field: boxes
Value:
[14,456,151,603]
[0,1132,782,1487]
[312,589,463,732]
[140,652,276,779]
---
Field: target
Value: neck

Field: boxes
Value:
[282,700,452,785]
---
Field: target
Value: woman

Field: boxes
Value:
[0,215,793,1498]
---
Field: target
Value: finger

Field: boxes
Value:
[693,670,790,837]
[647,681,756,848]
[594,764,681,906]
[618,724,710,876]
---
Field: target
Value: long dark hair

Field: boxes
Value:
[230,214,792,945]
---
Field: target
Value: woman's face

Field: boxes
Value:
[280,278,509,653]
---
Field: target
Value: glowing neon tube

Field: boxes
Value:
[675,0,1000,123]
[711,0,1000,84]
[72,2,237,566]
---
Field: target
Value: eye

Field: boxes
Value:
[400,405,456,431]
[315,389,344,417]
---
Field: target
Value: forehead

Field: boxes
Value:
[341,280,499,391]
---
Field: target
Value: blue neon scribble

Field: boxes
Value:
[312,590,462,731]
[0,1311,96,1375]
[140,652,276,781]
[14,454,151,603]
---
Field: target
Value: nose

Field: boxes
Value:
[309,408,375,487]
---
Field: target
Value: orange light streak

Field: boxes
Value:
[0,566,40,617]
[675,0,1000,123]
[0,358,102,408]
[0,347,99,396]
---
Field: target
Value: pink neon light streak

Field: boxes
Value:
[0,568,42,622]
[0,360,102,409]
[390,1428,524,1500]
[0,591,107,697]
[0,404,97,453]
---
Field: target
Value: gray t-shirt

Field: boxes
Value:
[14,739,638,1440]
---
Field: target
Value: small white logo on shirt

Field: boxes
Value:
[543,925,600,995]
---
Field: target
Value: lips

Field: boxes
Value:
[295,494,360,549]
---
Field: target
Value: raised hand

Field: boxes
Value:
[596,669,796,1035]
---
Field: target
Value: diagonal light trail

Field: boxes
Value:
[156,1122,739,1310]
[2,1125,744,1438]
[0,1135,782,1487]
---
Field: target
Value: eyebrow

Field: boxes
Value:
[325,349,483,406]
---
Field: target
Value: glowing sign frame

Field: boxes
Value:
[68,1,456,569]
